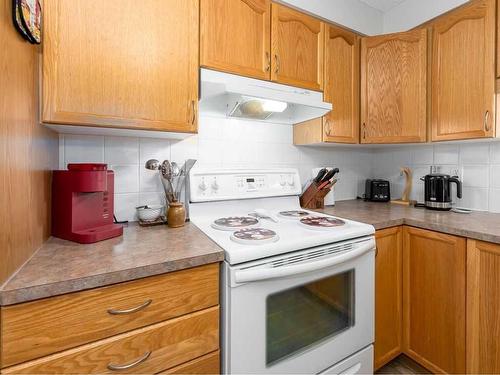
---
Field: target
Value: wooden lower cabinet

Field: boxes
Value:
[466,239,500,374]
[0,264,221,374]
[374,227,403,370]
[402,226,466,374]
[162,351,220,374]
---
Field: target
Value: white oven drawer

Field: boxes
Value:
[319,345,373,375]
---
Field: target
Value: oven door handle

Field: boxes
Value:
[233,239,375,284]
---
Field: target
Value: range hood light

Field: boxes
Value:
[260,99,288,113]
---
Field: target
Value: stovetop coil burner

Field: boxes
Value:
[299,216,346,230]
[278,210,310,219]
[230,228,279,245]
[211,216,260,231]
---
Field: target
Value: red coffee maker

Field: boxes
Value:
[52,163,123,244]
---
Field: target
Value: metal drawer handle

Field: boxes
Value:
[484,110,491,132]
[107,299,152,315]
[107,351,151,371]
[325,120,332,136]
[362,123,367,139]
[265,52,271,72]
[191,100,196,125]
[275,54,280,74]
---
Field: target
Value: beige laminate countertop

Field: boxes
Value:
[316,200,500,244]
[0,223,224,306]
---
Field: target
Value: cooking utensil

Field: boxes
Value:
[145,159,160,171]
[252,209,279,223]
[314,168,328,183]
[321,168,339,183]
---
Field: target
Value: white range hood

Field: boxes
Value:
[199,68,332,125]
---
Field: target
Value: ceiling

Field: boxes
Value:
[358,0,406,12]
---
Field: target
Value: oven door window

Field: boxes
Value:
[266,270,355,366]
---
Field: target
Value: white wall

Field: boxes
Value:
[372,142,500,212]
[383,0,469,33]
[59,117,373,222]
[280,0,384,35]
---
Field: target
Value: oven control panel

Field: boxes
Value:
[189,168,302,202]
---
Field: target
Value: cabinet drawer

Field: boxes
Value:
[162,350,220,374]
[1,264,219,367]
[3,307,219,374]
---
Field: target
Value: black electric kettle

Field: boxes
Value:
[421,173,462,211]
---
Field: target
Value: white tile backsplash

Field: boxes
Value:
[104,137,139,165]
[461,165,489,188]
[60,115,500,217]
[61,116,375,221]
[63,134,104,164]
[489,189,500,213]
[373,141,500,211]
[459,143,490,164]
[434,144,459,165]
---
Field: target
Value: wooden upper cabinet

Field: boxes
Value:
[200,0,271,80]
[361,29,428,144]
[271,4,324,91]
[467,239,500,374]
[42,0,199,133]
[374,227,403,370]
[431,0,496,141]
[402,227,466,375]
[323,25,360,143]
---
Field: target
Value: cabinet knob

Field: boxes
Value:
[265,52,271,72]
[274,54,280,74]
[362,123,367,139]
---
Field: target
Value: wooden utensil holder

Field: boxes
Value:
[300,182,332,209]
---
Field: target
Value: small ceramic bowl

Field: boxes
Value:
[136,205,164,222]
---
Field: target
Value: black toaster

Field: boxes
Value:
[364,179,391,202]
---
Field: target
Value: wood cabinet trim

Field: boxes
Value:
[361,28,428,144]
[374,227,403,370]
[402,226,466,374]
[1,264,219,367]
[200,0,271,80]
[466,238,500,374]
[271,3,324,91]
[42,0,199,133]
[2,307,219,374]
[323,24,360,144]
[431,0,496,141]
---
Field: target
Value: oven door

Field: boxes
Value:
[223,237,375,374]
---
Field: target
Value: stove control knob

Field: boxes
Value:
[211,179,219,191]
[199,179,208,191]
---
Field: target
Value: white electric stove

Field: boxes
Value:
[189,168,376,375]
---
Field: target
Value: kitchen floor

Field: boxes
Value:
[376,355,431,374]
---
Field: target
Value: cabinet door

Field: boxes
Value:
[361,29,427,144]
[467,239,500,374]
[374,227,403,370]
[271,4,324,91]
[431,0,495,141]
[42,0,199,133]
[324,25,360,144]
[402,227,466,374]
[200,0,271,80]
